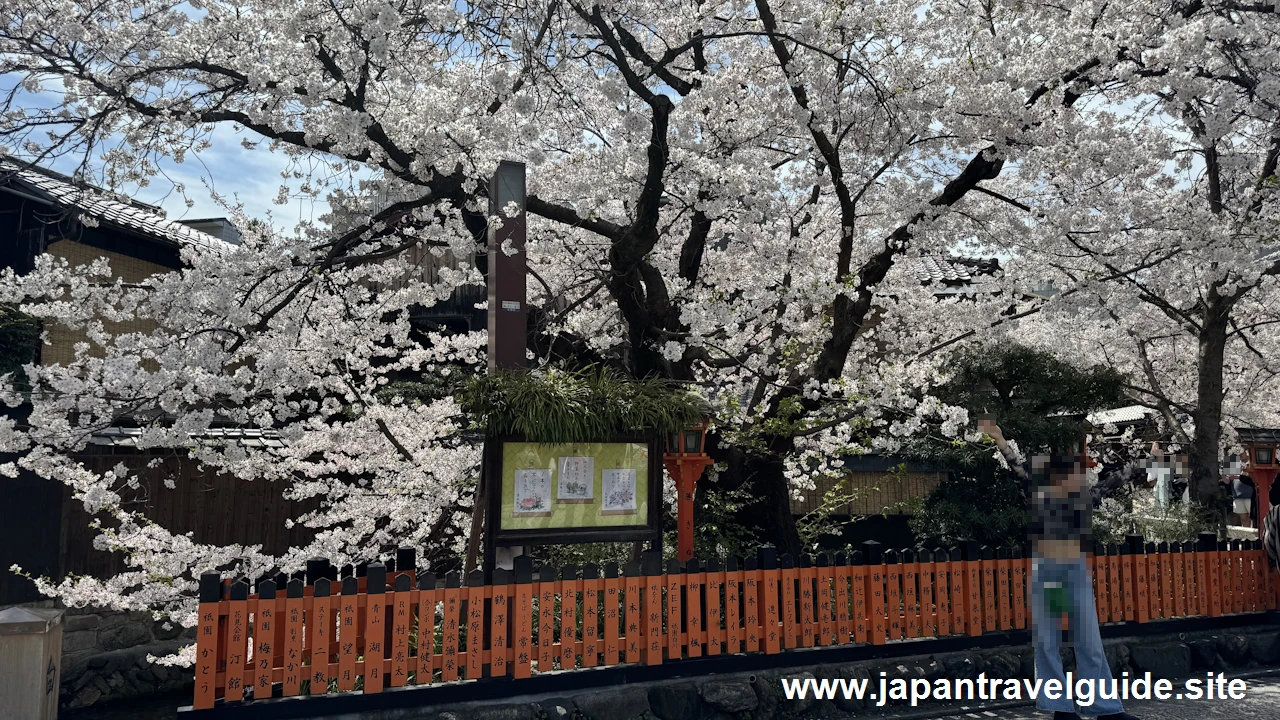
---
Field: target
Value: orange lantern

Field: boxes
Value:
[663,419,713,562]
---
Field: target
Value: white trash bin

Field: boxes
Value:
[0,607,64,720]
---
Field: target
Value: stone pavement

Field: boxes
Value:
[925,672,1280,720]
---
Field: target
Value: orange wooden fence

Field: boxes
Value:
[193,535,1278,709]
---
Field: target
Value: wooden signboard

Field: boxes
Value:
[485,436,662,546]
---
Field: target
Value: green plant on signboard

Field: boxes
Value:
[458,364,707,443]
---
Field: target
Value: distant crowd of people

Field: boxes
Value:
[1089,441,1280,571]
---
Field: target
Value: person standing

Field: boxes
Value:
[978,418,1139,720]
[1231,475,1256,529]
[1264,483,1280,571]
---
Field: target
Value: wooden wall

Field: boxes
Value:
[789,471,946,517]
[2,447,320,603]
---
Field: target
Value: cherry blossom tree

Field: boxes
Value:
[3,0,1278,645]
[935,0,1280,514]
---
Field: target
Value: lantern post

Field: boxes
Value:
[1243,439,1278,525]
[663,420,713,563]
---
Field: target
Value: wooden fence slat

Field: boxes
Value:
[1232,543,1246,614]
[1091,548,1107,623]
[536,569,554,673]
[996,548,1011,631]
[1181,542,1196,617]
[817,555,833,646]
[490,570,512,678]
[728,559,744,654]
[918,550,936,638]
[284,581,305,696]
[934,550,952,636]
[884,552,901,642]
[1241,545,1255,613]
[948,549,966,636]
[1105,545,1122,623]
[225,581,249,702]
[442,572,461,682]
[1143,542,1160,619]
[852,551,869,643]
[799,557,816,648]
[643,554,663,665]
[467,571,486,681]
[416,572,438,685]
[1012,548,1027,630]
[1220,543,1233,615]
[273,575,288,677]
[762,550,781,654]
[559,566,579,671]
[603,564,622,666]
[513,563,533,680]
[581,565,600,668]
[337,578,358,691]
[744,560,761,652]
[1171,545,1186,617]
[864,543,886,645]
[1146,542,1158,620]
[193,574,221,710]
[667,560,684,660]
[308,580,331,695]
[363,567,387,694]
[1193,538,1209,616]
[780,556,797,650]
[963,544,982,637]
[835,554,851,644]
[1248,543,1263,612]
[624,563,641,664]
[902,551,919,640]
[687,561,704,657]
[257,581,279,698]
[389,577,411,687]
[1219,541,1232,616]
[705,560,724,656]
[1156,544,1172,619]
[1207,535,1224,618]
[1136,538,1157,622]
[1119,545,1135,621]
[531,569,551,673]
[980,547,996,633]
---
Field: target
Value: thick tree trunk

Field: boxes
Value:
[753,455,804,556]
[1188,298,1231,530]
[707,445,803,556]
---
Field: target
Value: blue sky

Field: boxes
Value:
[6,74,339,231]
[50,124,336,231]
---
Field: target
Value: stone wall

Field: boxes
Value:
[333,624,1280,720]
[6,600,194,710]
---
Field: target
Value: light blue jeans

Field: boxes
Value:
[1031,556,1124,716]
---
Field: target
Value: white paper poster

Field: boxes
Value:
[601,468,637,514]
[557,456,594,502]
[513,469,552,516]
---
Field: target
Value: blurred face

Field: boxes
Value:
[1049,464,1086,491]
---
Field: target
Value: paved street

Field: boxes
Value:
[927,672,1280,720]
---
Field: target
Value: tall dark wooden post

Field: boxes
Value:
[487,160,528,371]
[475,161,528,581]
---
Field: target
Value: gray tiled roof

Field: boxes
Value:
[0,159,228,252]
[906,256,1001,286]
[1087,405,1158,426]
[89,427,284,449]
[909,256,974,283]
